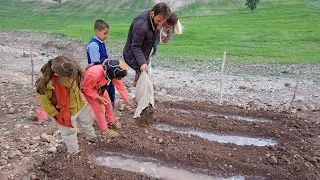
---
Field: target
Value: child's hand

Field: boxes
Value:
[125,99,129,105]
[96,96,108,105]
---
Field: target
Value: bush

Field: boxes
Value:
[246,0,260,11]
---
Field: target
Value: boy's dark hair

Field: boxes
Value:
[94,20,109,31]
[166,12,178,26]
[152,3,171,19]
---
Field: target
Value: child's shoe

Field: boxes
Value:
[71,149,80,155]
[108,121,121,130]
[86,135,97,143]
[102,129,119,138]
[113,121,121,130]
[67,149,80,159]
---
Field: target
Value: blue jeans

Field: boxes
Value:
[153,38,159,54]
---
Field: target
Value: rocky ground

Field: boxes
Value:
[0,30,319,180]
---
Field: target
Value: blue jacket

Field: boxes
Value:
[87,37,108,64]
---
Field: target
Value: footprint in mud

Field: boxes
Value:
[135,105,155,128]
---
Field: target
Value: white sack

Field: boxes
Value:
[174,19,184,34]
[134,72,155,118]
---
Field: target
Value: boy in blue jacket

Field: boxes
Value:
[87,20,116,107]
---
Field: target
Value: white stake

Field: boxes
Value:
[31,52,34,86]
[148,57,152,80]
[219,51,226,105]
[291,64,302,105]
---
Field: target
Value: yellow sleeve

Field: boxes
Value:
[39,89,59,117]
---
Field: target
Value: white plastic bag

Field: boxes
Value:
[134,72,155,118]
[174,19,184,34]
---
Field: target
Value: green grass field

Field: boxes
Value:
[0,0,319,62]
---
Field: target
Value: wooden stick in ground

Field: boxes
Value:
[219,51,226,105]
[291,64,302,105]
[31,52,34,86]
[148,57,152,80]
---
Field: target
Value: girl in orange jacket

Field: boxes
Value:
[81,60,129,137]
[35,55,96,155]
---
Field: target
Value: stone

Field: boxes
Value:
[18,157,29,166]
[7,151,17,159]
[5,102,12,108]
[304,156,317,165]
[32,136,41,141]
[290,108,297,114]
[30,143,39,150]
[1,155,8,160]
[158,139,163,144]
[30,174,38,180]
[157,88,167,96]
[41,133,55,143]
[47,146,57,153]
[0,159,7,166]
[8,107,15,114]
[270,156,278,164]
[15,124,22,128]
[55,139,64,144]
[238,86,247,90]
[306,104,315,111]
[295,96,305,103]
[15,150,22,156]
[22,52,32,58]
[21,148,30,154]
[297,105,308,111]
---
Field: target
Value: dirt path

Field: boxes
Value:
[0,30,320,180]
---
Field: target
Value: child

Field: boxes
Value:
[35,55,97,155]
[152,12,179,56]
[81,60,129,137]
[87,20,116,108]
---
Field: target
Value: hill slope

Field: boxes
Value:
[0,0,319,62]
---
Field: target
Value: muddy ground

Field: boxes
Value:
[0,30,320,180]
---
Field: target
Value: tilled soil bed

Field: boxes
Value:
[29,101,320,180]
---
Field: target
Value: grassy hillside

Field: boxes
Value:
[0,0,319,62]
[170,0,320,62]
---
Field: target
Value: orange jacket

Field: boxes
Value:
[51,76,72,128]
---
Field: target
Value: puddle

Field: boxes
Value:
[206,113,272,123]
[154,123,277,146]
[178,109,272,122]
[94,152,246,180]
